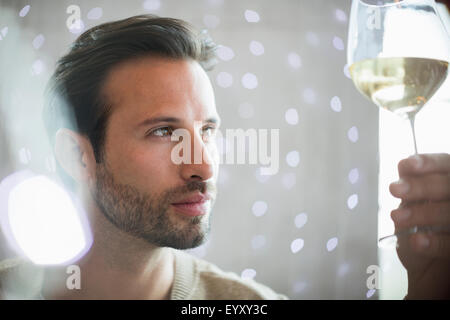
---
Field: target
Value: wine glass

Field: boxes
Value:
[347,0,450,247]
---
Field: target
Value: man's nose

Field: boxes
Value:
[179,130,215,182]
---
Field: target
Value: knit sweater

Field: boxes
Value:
[0,249,288,300]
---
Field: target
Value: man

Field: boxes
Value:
[0,15,449,299]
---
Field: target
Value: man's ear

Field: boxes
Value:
[54,128,97,185]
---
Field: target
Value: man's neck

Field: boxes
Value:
[41,207,175,300]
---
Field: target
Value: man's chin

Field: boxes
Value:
[170,237,207,250]
[138,220,210,250]
[147,234,208,250]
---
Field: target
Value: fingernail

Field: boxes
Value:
[417,234,430,250]
[409,155,423,169]
[393,179,410,195]
[392,209,411,223]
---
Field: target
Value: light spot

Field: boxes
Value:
[286,151,300,168]
[6,175,91,265]
[285,108,299,125]
[292,281,307,293]
[287,52,302,69]
[252,201,267,217]
[241,268,257,280]
[330,96,342,112]
[282,172,296,190]
[337,262,350,277]
[216,72,233,88]
[249,40,264,56]
[216,45,234,61]
[303,88,316,104]
[255,167,271,183]
[1,27,8,38]
[251,235,266,249]
[87,7,103,20]
[347,126,359,142]
[31,59,44,75]
[203,14,220,29]
[326,237,338,252]
[347,194,358,210]
[306,31,320,46]
[19,148,31,164]
[343,63,352,79]
[45,155,56,173]
[294,213,308,229]
[335,9,347,22]
[333,36,345,51]
[32,34,45,49]
[245,9,260,23]
[348,168,359,184]
[19,5,31,17]
[68,19,85,34]
[241,73,258,89]
[143,0,161,11]
[366,289,376,299]
[290,238,304,253]
[238,102,254,119]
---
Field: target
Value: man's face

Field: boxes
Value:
[91,56,220,249]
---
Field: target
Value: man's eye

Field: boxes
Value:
[202,126,217,139]
[150,126,174,137]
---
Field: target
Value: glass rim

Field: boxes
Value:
[356,0,436,8]
[351,55,450,63]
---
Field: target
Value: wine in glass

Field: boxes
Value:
[347,0,450,247]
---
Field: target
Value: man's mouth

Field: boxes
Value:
[171,192,211,217]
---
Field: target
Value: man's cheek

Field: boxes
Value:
[112,148,168,184]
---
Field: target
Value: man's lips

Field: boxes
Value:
[171,193,212,216]
[172,193,211,204]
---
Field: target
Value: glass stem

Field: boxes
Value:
[408,113,418,155]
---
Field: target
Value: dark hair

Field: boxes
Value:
[43,14,217,162]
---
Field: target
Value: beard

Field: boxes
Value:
[92,163,216,250]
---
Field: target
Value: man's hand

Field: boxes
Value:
[389,153,450,299]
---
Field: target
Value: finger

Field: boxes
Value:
[389,174,450,201]
[391,201,450,230]
[408,233,450,259]
[398,153,450,177]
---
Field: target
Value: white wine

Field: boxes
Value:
[350,57,449,116]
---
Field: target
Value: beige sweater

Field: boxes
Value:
[0,249,288,300]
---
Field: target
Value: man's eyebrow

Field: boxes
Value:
[137,116,221,127]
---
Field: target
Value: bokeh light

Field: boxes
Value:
[244,9,260,23]
[290,238,304,253]
[326,237,338,252]
[285,108,299,125]
[0,171,92,265]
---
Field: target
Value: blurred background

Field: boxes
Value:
[0,0,448,299]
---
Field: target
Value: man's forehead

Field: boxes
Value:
[100,56,218,123]
[103,56,200,102]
